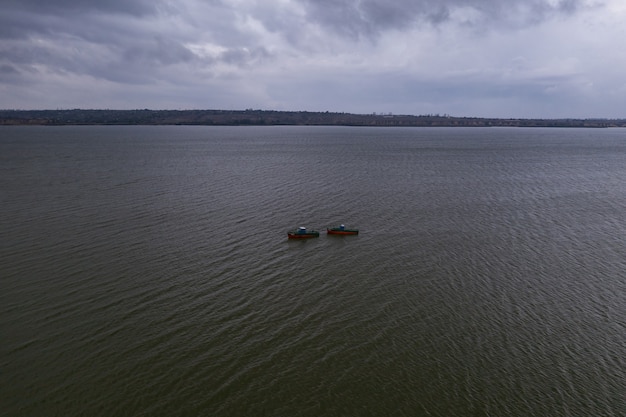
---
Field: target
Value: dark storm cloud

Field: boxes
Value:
[0,0,160,41]
[2,0,157,17]
[299,0,585,38]
[0,0,265,77]
[0,0,199,83]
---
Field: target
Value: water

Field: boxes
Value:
[1,125,625,416]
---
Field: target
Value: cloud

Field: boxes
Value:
[3,0,158,17]
[0,0,624,118]
[298,0,588,38]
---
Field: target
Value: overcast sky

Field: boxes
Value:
[1,0,625,118]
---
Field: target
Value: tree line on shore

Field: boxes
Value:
[1,109,623,127]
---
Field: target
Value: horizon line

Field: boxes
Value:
[0,108,623,121]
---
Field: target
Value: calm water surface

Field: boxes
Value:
[1,126,625,416]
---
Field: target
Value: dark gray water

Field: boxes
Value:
[1,125,625,416]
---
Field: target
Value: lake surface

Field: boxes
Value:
[1,125,625,416]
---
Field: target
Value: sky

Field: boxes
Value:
[1,0,625,118]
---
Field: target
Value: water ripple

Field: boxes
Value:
[2,126,625,416]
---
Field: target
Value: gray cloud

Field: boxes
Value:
[298,0,586,38]
[0,0,623,118]
[219,47,272,66]
[3,0,158,17]
[122,37,196,67]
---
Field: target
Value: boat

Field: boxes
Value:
[287,226,320,239]
[327,224,359,235]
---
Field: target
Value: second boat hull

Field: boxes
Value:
[327,228,359,235]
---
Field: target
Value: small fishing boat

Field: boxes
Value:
[287,226,320,239]
[327,224,359,235]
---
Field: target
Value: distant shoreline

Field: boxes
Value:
[1,109,624,127]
